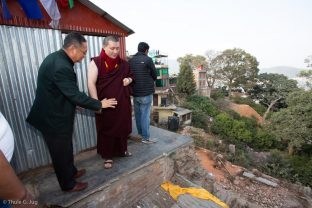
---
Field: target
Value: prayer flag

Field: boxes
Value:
[17,0,43,19]
[40,0,61,28]
[59,0,74,9]
[1,0,12,19]
[69,0,74,9]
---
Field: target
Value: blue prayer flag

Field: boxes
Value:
[17,0,43,19]
[1,0,12,19]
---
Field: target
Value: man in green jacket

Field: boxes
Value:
[26,32,117,192]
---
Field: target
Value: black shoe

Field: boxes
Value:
[73,169,86,179]
[64,182,88,192]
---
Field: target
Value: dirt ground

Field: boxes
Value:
[190,130,312,208]
[228,102,264,123]
[196,148,243,182]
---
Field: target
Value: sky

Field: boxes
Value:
[91,0,312,74]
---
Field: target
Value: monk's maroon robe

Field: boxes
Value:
[92,56,134,158]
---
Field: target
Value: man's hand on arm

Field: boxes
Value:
[122,77,132,86]
[101,98,118,108]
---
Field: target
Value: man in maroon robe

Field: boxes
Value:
[88,36,134,168]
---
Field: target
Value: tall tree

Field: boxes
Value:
[213,48,259,95]
[268,90,312,155]
[298,70,312,89]
[298,55,312,89]
[176,60,196,96]
[205,50,222,97]
[250,73,299,121]
[177,54,208,69]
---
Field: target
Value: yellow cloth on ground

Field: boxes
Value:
[161,181,229,208]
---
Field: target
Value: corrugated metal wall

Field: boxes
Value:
[0,25,106,173]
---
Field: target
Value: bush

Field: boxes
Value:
[212,113,255,144]
[192,135,219,151]
[240,116,258,139]
[212,111,276,150]
[260,150,312,187]
[184,95,219,116]
[230,120,253,143]
[252,128,276,150]
[192,135,206,148]
[289,156,312,187]
[211,113,233,138]
[227,148,252,168]
[211,88,227,100]
[260,150,292,179]
[191,110,210,132]
[205,139,217,150]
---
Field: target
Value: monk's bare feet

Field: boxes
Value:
[104,159,113,169]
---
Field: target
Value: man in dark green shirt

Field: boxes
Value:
[26,32,117,192]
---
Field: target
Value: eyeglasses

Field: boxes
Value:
[76,46,87,56]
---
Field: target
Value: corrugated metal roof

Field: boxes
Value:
[79,0,134,35]
[0,0,134,37]
[173,107,192,115]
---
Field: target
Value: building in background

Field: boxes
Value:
[169,74,178,92]
[149,50,192,127]
[193,65,209,96]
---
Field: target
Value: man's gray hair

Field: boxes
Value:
[103,36,119,46]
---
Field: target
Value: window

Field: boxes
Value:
[156,79,164,87]
[187,113,190,120]
[164,79,169,87]
[156,69,160,76]
[162,69,168,75]
[161,97,167,106]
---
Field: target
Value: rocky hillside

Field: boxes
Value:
[182,126,312,208]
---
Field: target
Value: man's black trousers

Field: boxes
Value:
[42,133,78,191]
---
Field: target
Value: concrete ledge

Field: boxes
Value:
[71,154,175,208]
[23,125,193,207]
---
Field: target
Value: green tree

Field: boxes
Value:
[299,69,312,89]
[182,95,219,131]
[268,90,312,155]
[205,50,222,97]
[250,73,298,121]
[213,48,259,95]
[211,113,253,143]
[253,128,276,150]
[177,54,208,69]
[176,60,196,95]
[184,95,219,116]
